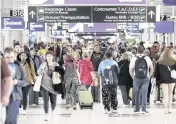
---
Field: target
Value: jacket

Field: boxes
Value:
[78,58,94,86]
[155,62,176,84]
[118,60,133,87]
[12,62,27,101]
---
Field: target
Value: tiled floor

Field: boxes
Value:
[18,92,176,124]
[18,103,176,124]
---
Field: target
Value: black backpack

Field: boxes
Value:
[135,56,148,79]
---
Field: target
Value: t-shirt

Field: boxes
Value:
[8,63,16,93]
[129,54,153,77]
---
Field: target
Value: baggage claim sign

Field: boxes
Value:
[28,6,156,23]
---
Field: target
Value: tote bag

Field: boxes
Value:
[52,72,61,84]
[33,75,43,92]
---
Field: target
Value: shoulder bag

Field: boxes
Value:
[167,66,176,79]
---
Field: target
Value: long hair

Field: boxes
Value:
[17,52,32,68]
[158,47,176,66]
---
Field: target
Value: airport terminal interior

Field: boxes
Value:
[1,0,176,124]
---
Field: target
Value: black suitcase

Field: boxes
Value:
[91,86,100,103]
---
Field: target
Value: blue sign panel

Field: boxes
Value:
[29,22,45,32]
[126,23,143,33]
[163,0,176,6]
[1,17,25,30]
[154,21,174,33]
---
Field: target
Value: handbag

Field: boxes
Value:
[167,66,176,79]
[52,72,61,84]
[33,75,43,92]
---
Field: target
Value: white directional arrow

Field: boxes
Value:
[29,11,36,19]
[148,11,155,19]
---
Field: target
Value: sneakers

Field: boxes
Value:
[141,111,149,115]
[19,109,26,115]
[65,104,70,109]
[73,106,77,110]
[165,109,168,114]
[134,110,140,115]
[105,110,111,114]
[44,114,49,121]
[111,109,119,114]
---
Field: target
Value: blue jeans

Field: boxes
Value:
[133,77,149,112]
[5,97,20,124]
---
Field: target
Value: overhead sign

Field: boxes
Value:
[65,0,146,4]
[126,23,144,33]
[154,21,174,33]
[10,10,24,17]
[28,6,37,22]
[147,6,156,22]
[28,6,91,23]
[1,17,25,30]
[29,22,45,32]
[28,6,156,23]
[163,0,176,6]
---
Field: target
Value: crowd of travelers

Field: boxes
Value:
[1,40,176,123]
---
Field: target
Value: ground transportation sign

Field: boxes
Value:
[28,6,156,23]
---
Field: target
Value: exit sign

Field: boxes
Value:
[10,10,24,17]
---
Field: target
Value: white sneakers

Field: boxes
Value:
[105,109,120,115]
[44,114,49,121]
[19,108,26,115]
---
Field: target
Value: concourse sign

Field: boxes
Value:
[93,6,147,23]
[28,6,156,23]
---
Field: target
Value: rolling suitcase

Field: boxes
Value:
[77,85,93,109]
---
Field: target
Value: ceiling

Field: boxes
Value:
[153,0,175,16]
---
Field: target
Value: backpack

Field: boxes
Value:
[134,56,148,79]
[102,63,118,86]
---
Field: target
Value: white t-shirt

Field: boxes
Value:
[129,54,153,77]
